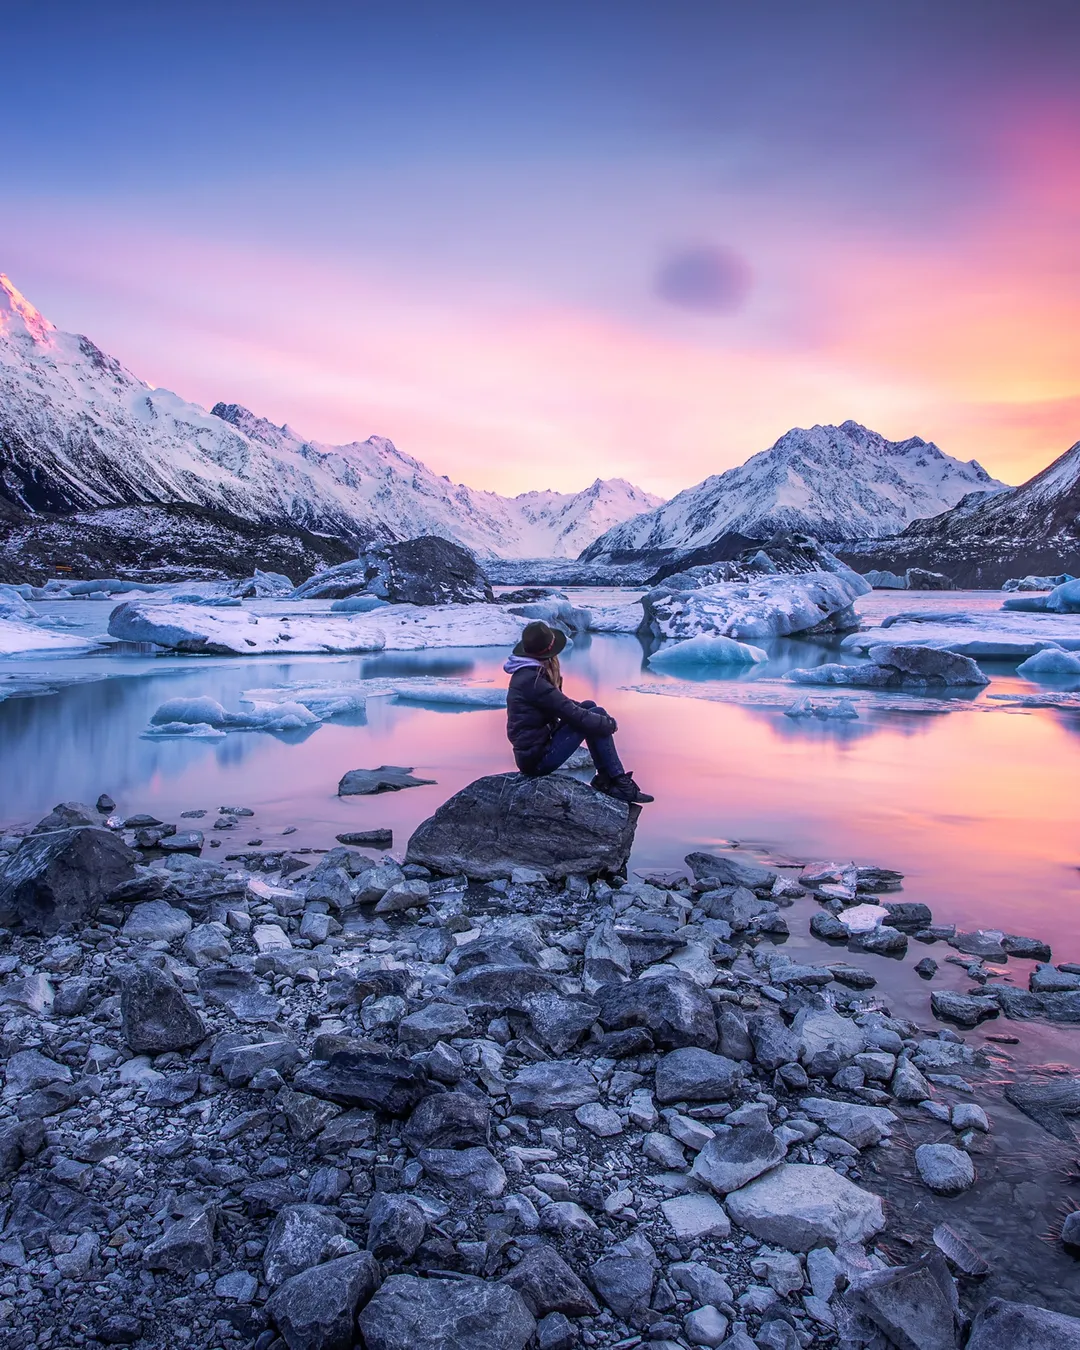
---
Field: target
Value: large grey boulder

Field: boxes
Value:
[406,774,638,881]
[967,1297,1080,1348]
[120,964,206,1054]
[267,1251,380,1350]
[358,1274,535,1350]
[725,1163,885,1250]
[0,828,137,935]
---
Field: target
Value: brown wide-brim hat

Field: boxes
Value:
[513,620,568,659]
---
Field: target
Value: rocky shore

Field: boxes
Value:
[0,784,1076,1350]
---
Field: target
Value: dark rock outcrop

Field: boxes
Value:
[293,536,492,605]
[0,828,137,935]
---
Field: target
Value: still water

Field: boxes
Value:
[2,590,1080,1307]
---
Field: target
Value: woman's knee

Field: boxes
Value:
[580,699,597,709]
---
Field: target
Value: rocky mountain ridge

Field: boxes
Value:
[0,276,659,563]
[840,438,1080,587]
[582,422,1006,567]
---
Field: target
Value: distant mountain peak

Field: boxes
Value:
[0,274,55,345]
[583,419,1008,561]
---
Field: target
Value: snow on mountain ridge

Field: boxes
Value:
[0,275,660,559]
[584,419,1007,559]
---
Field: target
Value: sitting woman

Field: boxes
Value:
[504,620,653,804]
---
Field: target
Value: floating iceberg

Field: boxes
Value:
[108,601,523,654]
[1017,647,1080,678]
[147,695,322,734]
[648,634,768,669]
[330,595,388,614]
[790,644,988,688]
[146,676,508,737]
[584,602,646,633]
[391,682,506,708]
[507,597,591,632]
[784,694,859,719]
[641,569,869,642]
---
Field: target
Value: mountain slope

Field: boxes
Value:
[582,420,1006,561]
[840,438,1080,586]
[0,275,659,559]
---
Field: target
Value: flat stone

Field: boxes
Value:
[339,765,437,796]
[725,1163,885,1251]
[575,1102,623,1136]
[799,1096,896,1148]
[930,991,999,1027]
[507,1063,599,1116]
[660,1193,731,1241]
[691,1127,787,1195]
[655,1047,742,1102]
[685,851,778,891]
[122,901,193,942]
[915,1143,975,1194]
[949,930,1007,960]
[358,1274,536,1350]
[294,1050,430,1116]
[669,1263,734,1308]
[418,1146,506,1198]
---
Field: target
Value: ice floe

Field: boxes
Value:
[0,618,105,656]
[108,601,524,654]
[784,694,859,720]
[648,634,768,669]
[640,569,869,642]
[842,609,1080,659]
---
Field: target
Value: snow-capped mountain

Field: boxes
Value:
[844,437,1080,586]
[582,421,1006,561]
[0,275,659,559]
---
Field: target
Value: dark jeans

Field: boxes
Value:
[531,701,624,778]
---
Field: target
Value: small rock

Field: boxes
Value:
[915,1143,975,1194]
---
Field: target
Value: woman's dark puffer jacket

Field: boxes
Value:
[506,664,616,772]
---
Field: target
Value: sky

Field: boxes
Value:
[2,0,1079,498]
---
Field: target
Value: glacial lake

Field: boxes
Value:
[3,587,1080,1307]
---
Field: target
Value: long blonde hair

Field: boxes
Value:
[541,654,563,689]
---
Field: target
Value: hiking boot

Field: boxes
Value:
[602,772,654,805]
[590,772,613,793]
